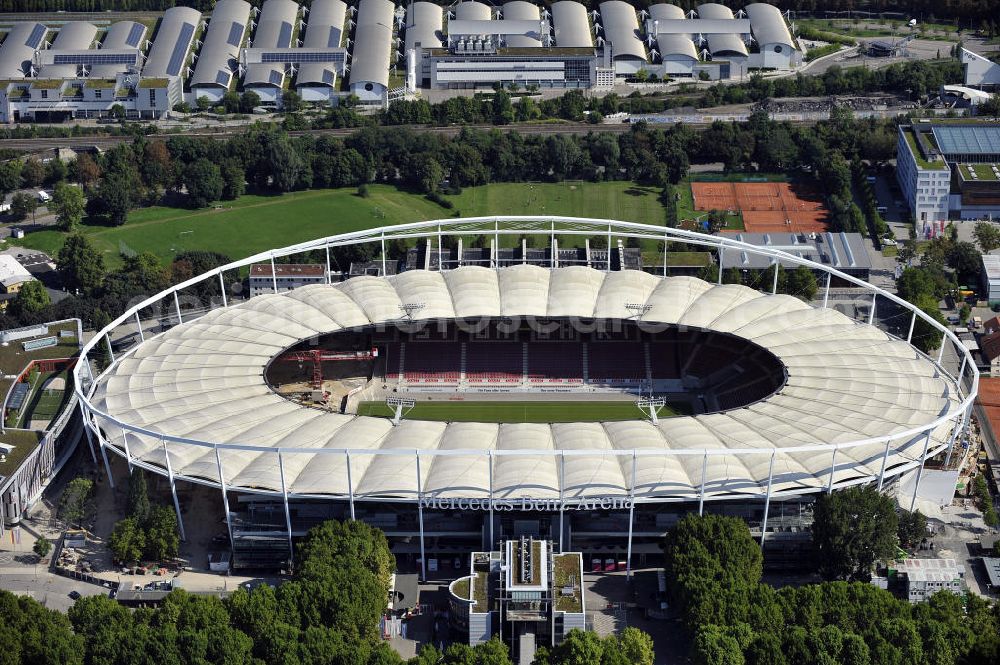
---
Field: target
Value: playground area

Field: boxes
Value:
[691,181,830,234]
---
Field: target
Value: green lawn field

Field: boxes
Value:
[16,181,670,269]
[355,400,681,423]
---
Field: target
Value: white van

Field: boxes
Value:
[36,190,51,203]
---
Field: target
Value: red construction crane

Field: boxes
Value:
[275,348,378,389]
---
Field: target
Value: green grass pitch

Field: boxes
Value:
[16,182,669,269]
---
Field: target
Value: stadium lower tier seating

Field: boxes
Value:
[381,338,780,398]
[526,342,584,384]
[588,342,646,383]
[467,342,522,384]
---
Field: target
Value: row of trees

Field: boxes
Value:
[665,506,1000,665]
[0,519,409,665]
[108,470,180,564]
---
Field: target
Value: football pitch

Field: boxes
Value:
[356,400,682,423]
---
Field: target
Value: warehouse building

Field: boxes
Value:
[189,0,252,102]
[242,0,301,104]
[0,1,802,116]
[0,23,47,79]
[142,6,202,80]
[294,0,349,101]
[349,0,396,103]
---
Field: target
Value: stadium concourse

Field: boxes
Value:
[76,219,975,572]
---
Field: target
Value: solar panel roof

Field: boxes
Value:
[227,21,244,47]
[167,22,195,75]
[54,52,137,65]
[328,26,341,47]
[8,382,28,411]
[268,69,283,85]
[215,69,231,85]
[26,24,47,48]
[277,21,293,47]
[322,68,335,84]
[931,125,1000,156]
[126,22,145,47]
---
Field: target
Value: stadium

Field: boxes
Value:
[74,218,977,572]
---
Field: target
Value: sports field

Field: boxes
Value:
[16,181,669,269]
[356,400,681,423]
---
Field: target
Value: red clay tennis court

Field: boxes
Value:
[691,181,829,233]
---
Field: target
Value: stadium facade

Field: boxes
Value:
[0,0,801,119]
[75,219,976,573]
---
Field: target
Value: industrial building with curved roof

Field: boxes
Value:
[190,0,252,99]
[551,1,592,48]
[597,1,646,65]
[349,0,394,100]
[142,6,202,79]
[243,0,299,90]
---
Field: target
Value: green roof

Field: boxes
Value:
[0,429,43,480]
[138,77,169,88]
[904,127,947,170]
[30,79,64,90]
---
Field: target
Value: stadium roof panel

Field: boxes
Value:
[143,6,201,78]
[90,264,960,502]
[94,22,148,77]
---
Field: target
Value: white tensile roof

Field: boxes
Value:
[91,266,958,502]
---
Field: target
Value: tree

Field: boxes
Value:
[784,265,818,301]
[33,536,52,559]
[812,486,898,581]
[93,173,132,226]
[974,222,1000,253]
[108,517,145,565]
[72,153,101,191]
[195,95,211,112]
[56,233,105,295]
[9,191,37,221]
[615,627,655,665]
[239,90,261,113]
[269,137,306,192]
[10,280,50,317]
[59,477,93,529]
[947,240,982,284]
[51,183,85,230]
[897,509,928,548]
[0,589,84,665]
[220,160,245,200]
[126,469,150,524]
[184,158,224,208]
[144,505,179,561]
[20,157,44,188]
[491,89,514,125]
[0,160,22,197]
[282,90,302,112]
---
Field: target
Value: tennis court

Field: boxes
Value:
[691,181,829,233]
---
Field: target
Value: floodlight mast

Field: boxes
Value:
[636,396,666,424]
[624,302,653,319]
[399,303,426,320]
[385,396,415,425]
